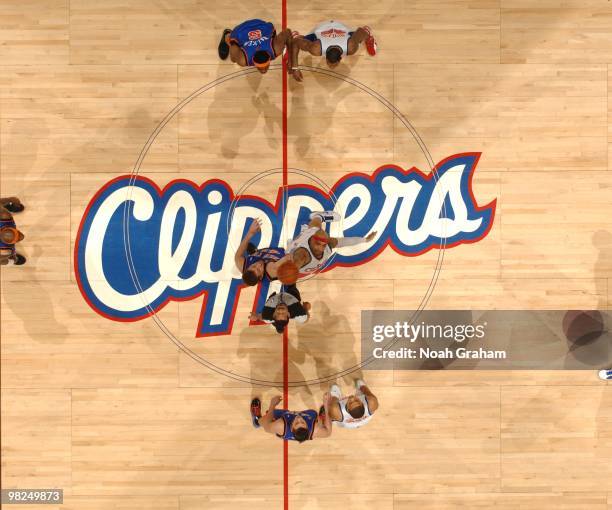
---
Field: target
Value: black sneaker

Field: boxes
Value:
[13,254,26,265]
[4,201,24,213]
[250,398,262,428]
[218,29,232,60]
[246,242,257,255]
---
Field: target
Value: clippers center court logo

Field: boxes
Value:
[74,153,496,337]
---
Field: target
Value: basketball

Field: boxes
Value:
[277,261,299,285]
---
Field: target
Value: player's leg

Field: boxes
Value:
[0,197,25,213]
[308,210,340,227]
[362,26,377,56]
[218,28,232,60]
[250,397,262,428]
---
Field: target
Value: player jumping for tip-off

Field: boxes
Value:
[328,379,379,429]
[218,18,294,74]
[290,20,377,82]
[234,218,293,286]
[288,211,376,275]
[250,394,333,442]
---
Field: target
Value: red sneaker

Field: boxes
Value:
[363,26,377,56]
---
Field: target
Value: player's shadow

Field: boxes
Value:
[291,300,363,409]
[0,119,70,345]
[201,72,283,161]
[288,76,359,160]
[236,322,285,398]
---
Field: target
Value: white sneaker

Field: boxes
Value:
[598,369,612,381]
[355,379,366,390]
[310,211,340,223]
[330,384,342,399]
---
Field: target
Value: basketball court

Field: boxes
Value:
[1,0,612,508]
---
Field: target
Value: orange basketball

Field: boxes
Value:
[277,261,299,285]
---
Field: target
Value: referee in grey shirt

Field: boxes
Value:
[249,285,311,333]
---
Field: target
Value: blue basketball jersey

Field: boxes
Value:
[273,409,318,441]
[243,247,285,281]
[0,218,17,257]
[230,19,277,66]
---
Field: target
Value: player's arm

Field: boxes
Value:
[290,37,320,82]
[360,385,379,413]
[290,247,310,269]
[260,396,284,435]
[234,218,262,271]
[347,27,369,55]
[328,231,377,249]
[275,28,293,64]
[266,252,294,275]
[313,392,333,438]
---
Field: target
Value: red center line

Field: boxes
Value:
[281,0,289,509]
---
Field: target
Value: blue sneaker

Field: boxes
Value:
[598,369,612,381]
[250,398,262,428]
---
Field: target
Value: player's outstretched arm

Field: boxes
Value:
[314,392,333,438]
[267,252,294,275]
[275,28,293,64]
[360,385,379,413]
[234,218,262,271]
[328,231,377,249]
[290,37,317,82]
[260,395,284,435]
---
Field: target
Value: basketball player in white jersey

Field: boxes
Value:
[328,379,378,429]
[290,21,377,82]
[288,211,376,275]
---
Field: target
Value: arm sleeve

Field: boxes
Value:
[335,236,367,248]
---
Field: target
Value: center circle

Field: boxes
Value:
[122,65,445,387]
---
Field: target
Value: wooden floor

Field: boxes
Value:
[1,0,612,509]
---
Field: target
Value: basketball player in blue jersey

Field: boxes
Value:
[0,197,26,266]
[234,218,293,286]
[217,19,294,74]
[290,21,377,82]
[250,393,333,442]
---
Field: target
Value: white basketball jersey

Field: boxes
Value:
[311,20,352,55]
[336,393,373,429]
[287,225,333,274]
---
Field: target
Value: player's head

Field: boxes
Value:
[242,261,264,286]
[273,303,289,321]
[310,229,329,257]
[272,303,290,333]
[345,396,365,419]
[253,51,271,73]
[0,227,24,244]
[291,415,310,443]
[325,46,343,67]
